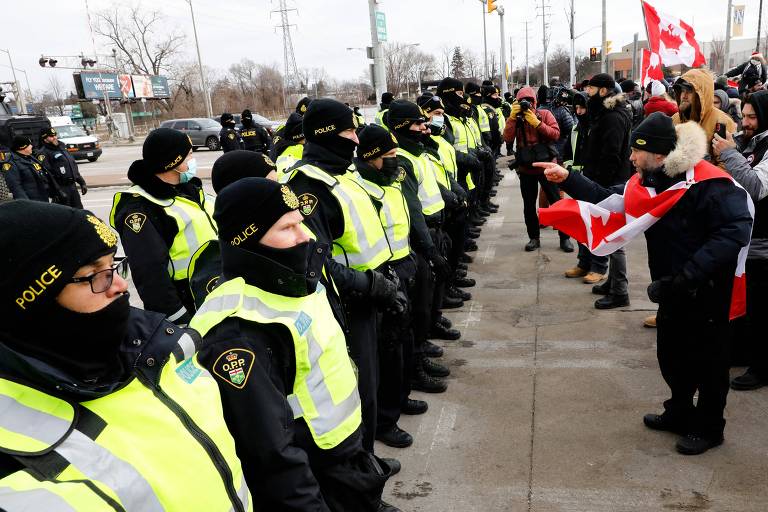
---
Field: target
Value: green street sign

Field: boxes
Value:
[375,11,387,42]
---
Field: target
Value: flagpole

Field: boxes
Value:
[640,0,651,48]
[724,0,733,74]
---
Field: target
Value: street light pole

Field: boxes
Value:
[481,1,489,78]
[601,0,607,73]
[498,6,508,93]
[187,0,212,118]
[368,0,387,103]
[0,49,25,114]
[569,0,576,86]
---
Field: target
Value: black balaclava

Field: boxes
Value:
[221,112,236,128]
[214,177,327,297]
[303,98,359,162]
[0,201,130,384]
[241,109,254,127]
[357,125,400,186]
[437,77,469,118]
[386,100,426,145]
[465,82,482,107]
[482,85,502,108]
[211,150,277,193]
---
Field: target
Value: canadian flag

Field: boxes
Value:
[642,1,707,68]
[640,48,665,88]
[539,161,753,320]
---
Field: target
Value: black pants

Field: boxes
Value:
[518,172,569,241]
[429,227,449,325]
[55,183,83,209]
[313,450,390,511]
[656,302,730,437]
[445,208,468,271]
[345,301,379,453]
[744,259,768,375]
[410,252,434,372]
[376,258,416,431]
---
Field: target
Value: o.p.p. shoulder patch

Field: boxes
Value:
[212,348,255,389]
[228,132,236,140]
[298,193,318,216]
[1,163,10,172]
[125,212,147,233]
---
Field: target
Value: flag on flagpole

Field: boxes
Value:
[642,1,707,68]
[640,48,665,87]
[539,161,753,320]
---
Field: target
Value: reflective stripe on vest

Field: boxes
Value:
[376,182,411,261]
[375,110,388,128]
[432,135,458,182]
[448,115,469,153]
[190,278,362,450]
[276,144,304,177]
[0,471,114,512]
[288,164,392,271]
[425,152,450,189]
[110,185,217,281]
[475,105,491,132]
[397,149,445,216]
[467,117,482,146]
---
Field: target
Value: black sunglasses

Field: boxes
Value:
[69,257,129,293]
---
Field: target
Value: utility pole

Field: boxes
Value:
[758,0,765,54]
[524,21,530,86]
[482,1,489,78]
[498,6,508,93]
[0,50,24,114]
[724,0,733,74]
[569,0,576,86]
[537,1,551,85]
[188,0,212,118]
[631,33,639,81]
[368,0,387,102]
[273,0,300,109]
[601,0,607,73]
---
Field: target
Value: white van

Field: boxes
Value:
[47,116,102,162]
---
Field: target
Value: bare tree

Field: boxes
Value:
[95,4,185,76]
[465,50,481,80]
[383,43,437,96]
[439,44,454,77]
[709,36,727,74]
[489,51,498,82]
[48,76,66,116]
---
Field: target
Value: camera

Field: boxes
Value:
[519,99,531,112]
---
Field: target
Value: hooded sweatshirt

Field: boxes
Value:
[672,69,737,163]
[502,86,560,175]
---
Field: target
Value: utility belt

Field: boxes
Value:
[54,176,76,185]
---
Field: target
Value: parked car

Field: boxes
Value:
[212,113,281,135]
[159,118,222,151]
[48,116,101,162]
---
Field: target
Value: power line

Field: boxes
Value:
[272,0,300,93]
[536,0,552,85]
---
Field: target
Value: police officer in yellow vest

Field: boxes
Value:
[0,201,251,511]
[111,128,217,326]
[282,98,400,454]
[386,100,457,394]
[273,112,306,178]
[375,92,394,127]
[189,178,399,512]
[355,126,430,450]
[481,84,505,157]
[465,81,502,217]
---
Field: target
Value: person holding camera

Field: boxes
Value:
[503,86,573,252]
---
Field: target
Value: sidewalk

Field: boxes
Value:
[379,172,768,511]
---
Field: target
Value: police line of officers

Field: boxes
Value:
[0,76,513,511]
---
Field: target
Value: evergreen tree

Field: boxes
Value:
[451,47,466,78]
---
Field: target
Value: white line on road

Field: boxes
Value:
[424,403,459,473]
[481,243,496,264]
[457,302,484,329]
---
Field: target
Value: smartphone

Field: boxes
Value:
[715,122,727,139]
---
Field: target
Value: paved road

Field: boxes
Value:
[79,145,222,187]
[85,171,768,511]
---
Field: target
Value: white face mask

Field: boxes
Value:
[751,59,760,66]
[176,158,197,183]
[430,115,445,129]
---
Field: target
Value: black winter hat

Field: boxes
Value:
[620,80,637,93]
[140,128,192,173]
[589,73,616,90]
[481,85,497,99]
[465,82,481,95]
[631,112,677,155]
[303,98,358,143]
[12,136,31,151]
[0,201,118,317]
[212,150,278,193]
[386,100,425,132]
[295,97,312,115]
[437,77,464,96]
[381,92,395,105]
[41,127,57,140]
[358,124,398,161]
[284,112,305,142]
[481,79,494,87]
[241,109,253,121]
[214,178,301,249]
[221,113,235,125]
[504,92,513,101]
[573,91,588,108]
[746,89,768,132]
[417,93,445,114]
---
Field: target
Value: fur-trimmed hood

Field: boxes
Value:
[663,122,708,177]
[603,92,627,111]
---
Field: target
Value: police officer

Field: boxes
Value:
[375,92,394,127]
[110,128,217,325]
[188,178,399,512]
[0,200,251,510]
[2,136,55,202]
[273,112,306,177]
[481,85,505,157]
[39,127,87,208]
[220,113,244,153]
[353,106,366,127]
[238,109,272,155]
[282,98,400,453]
[386,100,454,393]
[355,125,428,449]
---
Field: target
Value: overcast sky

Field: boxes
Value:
[4,0,765,96]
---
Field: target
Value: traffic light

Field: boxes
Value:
[589,47,598,62]
[81,57,97,68]
[39,57,58,67]
[487,0,497,13]
[604,40,613,55]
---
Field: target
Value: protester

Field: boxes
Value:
[644,80,679,117]
[726,53,768,93]
[714,88,743,130]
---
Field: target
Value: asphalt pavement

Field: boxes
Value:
[83,164,768,512]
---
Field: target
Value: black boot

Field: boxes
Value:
[448,286,471,301]
[411,367,448,393]
[422,356,451,377]
[402,398,428,415]
[442,295,463,309]
[454,276,476,288]
[524,238,540,252]
[730,369,768,390]
[459,253,474,264]
[676,433,724,455]
[457,261,469,271]
[430,321,461,340]
[423,340,445,357]
[437,315,452,328]
[376,425,413,448]
[591,281,611,295]
[594,294,630,309]
[559,237,574,253]
[465,240,478,252]
[456,268,468,278]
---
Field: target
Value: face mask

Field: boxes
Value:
[251,240,326,296]
[488,97,502,108]
[380,157,401,185]
[751,59,760,66]
[177,158,197,183]
[430,115,445,129]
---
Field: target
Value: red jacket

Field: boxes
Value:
[644,96,679,117]
[503,86,560,174]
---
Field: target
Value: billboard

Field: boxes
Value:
[74,72,170,100]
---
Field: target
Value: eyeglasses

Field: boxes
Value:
[69,257,129,293]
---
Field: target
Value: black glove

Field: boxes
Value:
[426,246,452,280]
[646,279,668,304]
[79,182,88,195]
[367,269,398,307]
[385,290,408,318]
[647,274,696,304]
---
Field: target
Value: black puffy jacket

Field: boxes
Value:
[582,92,633,187]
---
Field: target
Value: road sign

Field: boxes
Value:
[375,11,387,42]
